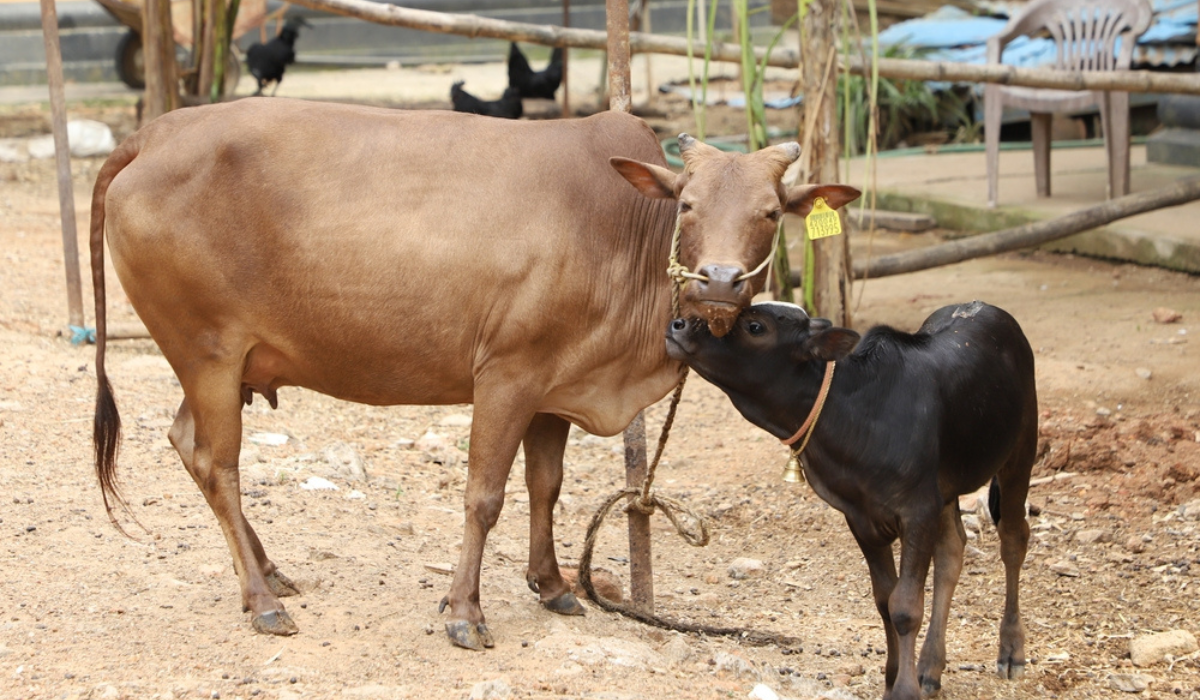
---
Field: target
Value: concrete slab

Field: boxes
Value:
[847,144,1200,273]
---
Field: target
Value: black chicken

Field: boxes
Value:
[507,42,564,100]
[246,16,311,96]
[450,82,523,120]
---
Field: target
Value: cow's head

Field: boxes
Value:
[612,136,860,337]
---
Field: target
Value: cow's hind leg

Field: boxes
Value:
[917,500,967,696]
[522,413,582,615]
[441,385,536,650]
[994,457,1032,679]
[168,379,296,636]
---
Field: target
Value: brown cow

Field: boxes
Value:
[90,98,859,651]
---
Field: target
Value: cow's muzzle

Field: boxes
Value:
[682,264,752,338]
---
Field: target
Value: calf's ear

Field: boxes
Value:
[801,328,861,362]
[610,157,678,200]
[784,184,861,217]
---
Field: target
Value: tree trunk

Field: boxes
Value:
[800,0,850,325]
[142,0,179,123]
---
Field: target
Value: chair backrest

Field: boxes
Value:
[987,0,1154,71]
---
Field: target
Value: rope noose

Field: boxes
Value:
[575,209,803,650]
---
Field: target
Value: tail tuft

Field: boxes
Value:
[987,476,1001,527]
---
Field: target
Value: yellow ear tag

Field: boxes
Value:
[805,197,843,240]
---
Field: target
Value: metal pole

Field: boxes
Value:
[37,0,84,330]
[606,0,651,613]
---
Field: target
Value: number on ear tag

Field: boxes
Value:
[805,197,843,240]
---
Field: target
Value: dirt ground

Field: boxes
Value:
[1,85,1199,700]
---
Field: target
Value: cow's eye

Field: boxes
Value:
[766,209,782,222]
[679,201,693,213]
[746,320,766,336]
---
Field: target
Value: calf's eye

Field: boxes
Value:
[746,320,766,336]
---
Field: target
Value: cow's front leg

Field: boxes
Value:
[521,413,582,615]
[441,388,535,650]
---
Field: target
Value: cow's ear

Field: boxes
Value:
[784,184,861,217]
[610,157,678,200]
[801,327,860,362]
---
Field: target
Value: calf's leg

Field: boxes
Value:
[917,501,967,696]
[887,516,939,700]
[169,376,296,636]
[441,385,537,650]
[994,462,1032,679]
[522,413,583,615]
[850,528,901,693]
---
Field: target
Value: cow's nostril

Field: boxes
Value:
[670,318,687,331]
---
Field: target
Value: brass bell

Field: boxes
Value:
[782,453,804,483]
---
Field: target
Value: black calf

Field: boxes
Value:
[667,300,1037,700]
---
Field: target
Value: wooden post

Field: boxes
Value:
[800,0,850,325]
[37,0,84,329]
[561,0,570,117]
[142,0,179,122]
[606,0,651,613]
[606,0,632,113]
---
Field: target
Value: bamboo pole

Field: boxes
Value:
[561,0,570,117]
[142,0,179,123]
[286,0,1200,96]
[850,176,1200,279]
[37,0,84,330]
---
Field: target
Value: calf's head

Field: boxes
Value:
[612,136,859,337]
[665,302,860,438]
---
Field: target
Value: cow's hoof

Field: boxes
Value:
[542,591,585,616]
[252,610,298,636]
[445,621,494,651]
[919,676,941,697]
[267,570,300,598]
[997,660,1026,680]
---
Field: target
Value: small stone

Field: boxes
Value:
[961,514,981,532]
[560,566,623,603]
[748,683,779,700]
[1179,500,1200,520]
[711,651,755,678]
[1049,560,1081,577]
[1109,672,1153,693]
[1135,368,1152,380]
[438,413,473,427]
[1075,529,1111,545]
[415,430,446,451]
[1096,407,1112,417]
[323,442,367,481]
[300,476,338,491]
[248,432,289,446]
[964,545,985,560]
[1152,308,1182,324]
[1130,630,1198,667]
[469,679,511,700]
[727,557,764,580]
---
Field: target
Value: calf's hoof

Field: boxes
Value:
[997,659,1026,680]
[541,591,585,616]
[252,610,298,636]
[919,675,941,697]
[445,620,494,651]
[266,570,300,598]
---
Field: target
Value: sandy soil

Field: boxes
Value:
[1,87,1198,700]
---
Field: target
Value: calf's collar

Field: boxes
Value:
[781,361,836,453]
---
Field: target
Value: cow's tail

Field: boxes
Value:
[987,476,1002,527]
[91,134,142,533]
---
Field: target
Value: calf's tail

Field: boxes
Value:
[91,135,141,528]
[987,476,1002,527]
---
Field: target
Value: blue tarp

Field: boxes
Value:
[876,1,1197,73]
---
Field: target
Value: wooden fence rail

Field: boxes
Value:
[289,0,1200,96]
